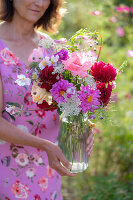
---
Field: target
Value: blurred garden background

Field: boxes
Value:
[49,0,133,199]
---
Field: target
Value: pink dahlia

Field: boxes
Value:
[50,79,75,103]
[91,61,117,83]
[78,85,101,114]
[63,51,92,78]
[55,49,69,61]
[97,82,113,106]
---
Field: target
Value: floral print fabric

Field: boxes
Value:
[0,37,62,200]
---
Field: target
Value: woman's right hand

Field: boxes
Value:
[45,140,76,177]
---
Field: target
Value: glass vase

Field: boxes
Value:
[58,113,90,173]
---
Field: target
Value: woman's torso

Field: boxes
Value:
[0,32,62,200]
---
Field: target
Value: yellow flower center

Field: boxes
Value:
[22,78,26,81]
[42,61,47,66]
[51,60,55,65]
[33,74,37,79]
[60,90,65,96]
[87,96,92,103]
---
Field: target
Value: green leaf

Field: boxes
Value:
[24,85,28,90]
[26,120,34,126]
[6,102,21,108]
[57,108,62,115]
[118,60,128,74]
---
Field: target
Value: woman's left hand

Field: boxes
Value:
[86,121,95,157]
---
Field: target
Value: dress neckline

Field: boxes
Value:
[0,34,45,67]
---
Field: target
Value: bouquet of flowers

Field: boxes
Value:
[26,29,119,172]
[5,29,123,172]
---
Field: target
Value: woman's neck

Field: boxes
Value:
[3,13,36,42]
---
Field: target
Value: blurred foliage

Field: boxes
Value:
[49,0,133,199]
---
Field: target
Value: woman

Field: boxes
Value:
[0,0,94,199]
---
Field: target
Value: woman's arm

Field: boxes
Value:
[0,75,75,177]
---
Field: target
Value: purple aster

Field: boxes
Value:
[88,115,96,120]
[50,79,74,103]
[78,85,101,114]
[55,49,69,61]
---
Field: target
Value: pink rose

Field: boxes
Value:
[15,153,29,167]
[38,177,48,191]
[47,165,55,178]
[63,52,92,78]
[28,47,44,64]
[11,180,29,199]
[0,48,21,66]
[116,27,125,37]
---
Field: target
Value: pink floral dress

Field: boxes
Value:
[0,36,62,200]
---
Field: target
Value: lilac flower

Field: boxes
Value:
[78,85,101,114]
[50,79,75,103]
[54,38,67,44]
[55,49,69,61]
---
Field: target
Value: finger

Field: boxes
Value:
[87,145,94,157]
[55,163,76,177]
[86,139,94,152]
[57,151,72,170]
[86,130,94,144]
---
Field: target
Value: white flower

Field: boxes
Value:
[15,153,29,167]
[32,69,39,80]
[39,38,56,49]
[52,63,64,74]
[84,75,96,89]
[59,94,81,118]
[15,75,31,86]
[26,167,36,178]
[39,56,50,70]
[50,55,59,67]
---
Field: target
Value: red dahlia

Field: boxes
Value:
[97,82,113,106]
[37,100,57,111]
[40,66,59,91]
[91,61,117,83]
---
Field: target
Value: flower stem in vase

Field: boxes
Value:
[58,113,90,173]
